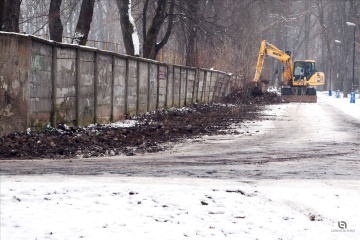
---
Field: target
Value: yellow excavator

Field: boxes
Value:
[252,40,325,102]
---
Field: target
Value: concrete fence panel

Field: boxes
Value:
[96,54,113,123]
[197,70,205,102]
[30,41,52,127]
[180,67,187,107]
[78,51,95,126]
[56,47,76,124]
[149,63,158,111]
[204,71,212,103]
[186,68,196,106]
[166,65,173,107]
[158,65,167,109]
[113,57,126,121]
[127,59,137,116]
[137,61,149,115]
[209,71,217,102]
[173,66,181,108]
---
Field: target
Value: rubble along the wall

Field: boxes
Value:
[0,32,234,136]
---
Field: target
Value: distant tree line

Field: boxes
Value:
[0,0,359,94]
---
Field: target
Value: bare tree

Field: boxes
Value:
[142,0,175,59]
[49,0,63,42]
[72,0,95,45]
[117,0,175,59]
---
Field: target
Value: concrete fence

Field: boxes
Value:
[0,32,234,136]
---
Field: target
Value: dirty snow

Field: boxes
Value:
[128,0,140,56]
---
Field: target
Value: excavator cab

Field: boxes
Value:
[293,61,315,82]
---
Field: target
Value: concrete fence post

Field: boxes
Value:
[208,71,213,103]
[184,68,188,106]
[193,69,199,103]
[75,48,80,126]
[201,71,207,103]
[111,55,115,122]
[156,64,160,110]
[94,52,98,123]
[51,46,57,128]
[165,65,169,107]
[136,60,140,115]
[172,65,175,107]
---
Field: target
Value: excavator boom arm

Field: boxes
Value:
[253,40,294,87]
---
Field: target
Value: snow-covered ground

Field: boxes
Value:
[1,91,359,240]
[318,91,359,121]
[1,176,358,240]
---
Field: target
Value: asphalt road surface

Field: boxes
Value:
[1,94,359,180]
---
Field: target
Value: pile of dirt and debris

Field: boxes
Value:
[223,89,284,105]
[0,90,282,160]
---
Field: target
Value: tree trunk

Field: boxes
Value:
[143,0,175,59]
[316,0,335,91]
[0,0,4,31]
[185,0,200,67]
[303,0,311,59]
[116,0,139,56]
[49,0,63,42]
[1,0,21,32]
[72,0,95,45]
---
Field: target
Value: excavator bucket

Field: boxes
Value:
[252,80,270,95]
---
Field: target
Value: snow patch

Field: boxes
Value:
[128,0,140,56]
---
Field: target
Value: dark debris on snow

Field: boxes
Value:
[0,91,283,160]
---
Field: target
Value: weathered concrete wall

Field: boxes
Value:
[0,32,235,136]
[0,34,31,136]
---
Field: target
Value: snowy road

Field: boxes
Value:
[1,92,359,239]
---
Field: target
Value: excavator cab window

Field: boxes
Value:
[294,62,306,81]
[305,62,315,80]
[294,61,315,81]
